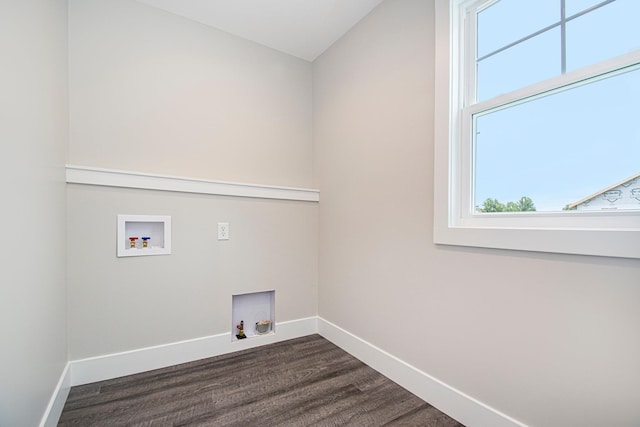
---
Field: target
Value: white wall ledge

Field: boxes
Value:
[65,165,319,202]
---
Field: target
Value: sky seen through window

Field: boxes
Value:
[473,0,640,212]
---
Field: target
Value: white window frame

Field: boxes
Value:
[433,0,640,259]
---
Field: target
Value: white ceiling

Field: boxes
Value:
[136,0,384,61]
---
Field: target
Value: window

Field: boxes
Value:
[434,0,640,258]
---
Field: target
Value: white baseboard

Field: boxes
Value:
[70,317,317,386]
[65,316,524,427]
[317,318,527,427]
[40,362,71,427]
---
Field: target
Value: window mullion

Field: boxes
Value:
[561,0,566,74]
[466,49,640,119]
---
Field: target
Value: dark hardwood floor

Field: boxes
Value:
[58,334,464,426]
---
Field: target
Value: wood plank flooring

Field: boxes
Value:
[58,334,464,426]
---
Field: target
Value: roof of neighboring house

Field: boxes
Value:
[567,171,640,209]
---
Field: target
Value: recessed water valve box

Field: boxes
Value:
[117,214,171,257]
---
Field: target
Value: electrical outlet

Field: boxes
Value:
[218,222,229,240]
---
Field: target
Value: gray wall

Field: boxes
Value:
[68,0,313,188]
[313,1,640,426]
[67,185,318,359]
[0,1,69,426]
[66,0,318,360]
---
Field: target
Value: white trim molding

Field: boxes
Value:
[69,317,318,386]
[318,318,527,427]
[39,363,71,427]
[66,165,320,202]
[65,316,526,427]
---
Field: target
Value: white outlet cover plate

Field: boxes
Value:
[218,222,229,240]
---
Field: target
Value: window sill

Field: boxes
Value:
[433,222,640,259]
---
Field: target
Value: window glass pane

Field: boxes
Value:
[566,0,640,72]
[565,0,607,17]
[474,67,640,212]
[477,0,558,59]
[477,28,560,102]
